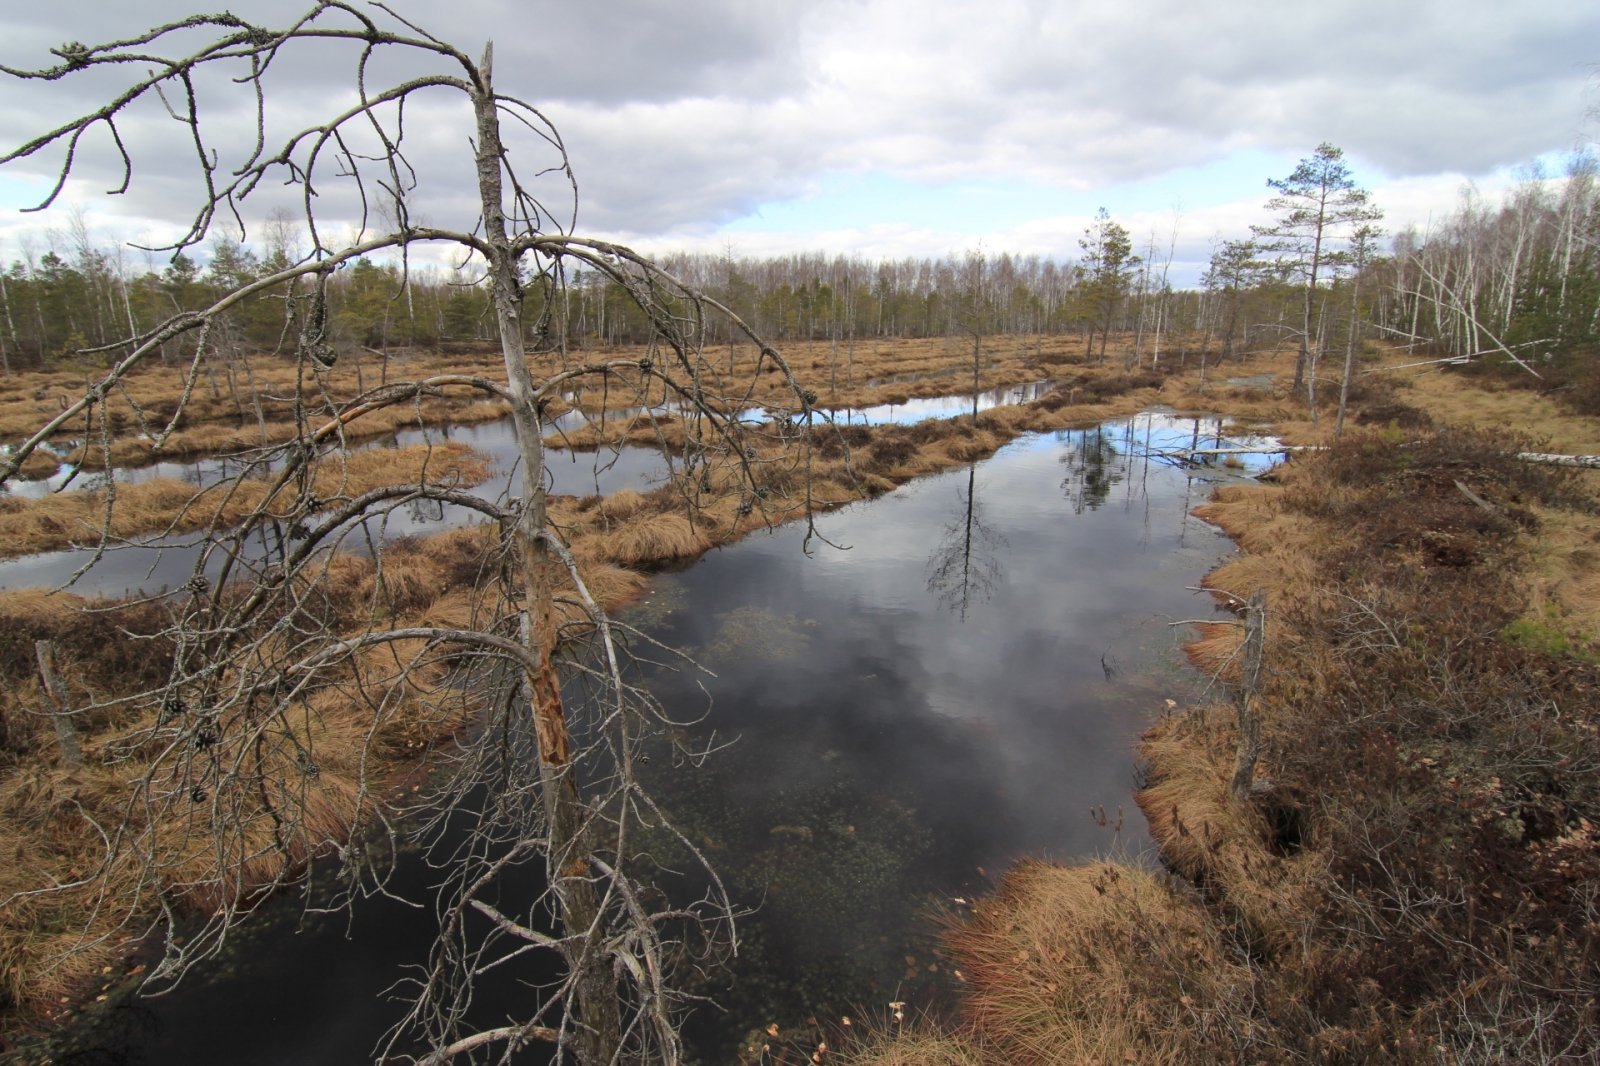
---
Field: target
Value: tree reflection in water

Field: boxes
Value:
[1060,425,1126,513]
[926,462,1008,621]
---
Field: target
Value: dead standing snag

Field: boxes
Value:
[1,5,818,1062]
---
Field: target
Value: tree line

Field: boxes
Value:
[1,149,1596,400]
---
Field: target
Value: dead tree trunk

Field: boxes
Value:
[1517,452,1600,468]
[1230,592,1266,802]
[35,640,82,770]
[471,45,622,1065]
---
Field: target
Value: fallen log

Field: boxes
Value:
[1160,446,1600,469]
[1516,452,1600,468]
[1169,446,1310,456]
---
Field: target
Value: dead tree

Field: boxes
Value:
[0,5,821,1062]
[33,641,82,771]
[1229,591,1266,802]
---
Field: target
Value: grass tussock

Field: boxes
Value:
[0,533,495,1021]
[836,1025,984,1066]
[594,488,650,525]
[0,341,1206,1041]
[851,357,1600,1065]
[1136,713,1322,956]
[0,440,492,560]
[0,709,387,1015]
[595,512,714,568]
[941,859,1252,1065]
[0,473,688,1021]
[1179,622,1245,680]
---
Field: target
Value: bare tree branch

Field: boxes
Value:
[0,7,826,1062]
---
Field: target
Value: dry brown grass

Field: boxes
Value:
[849,337,1600,1064]
[1138,416,1600,1059]
[1179,622,1245,680]
[593,488,650,525]
[0,503,688,1023]
[0,348,518,471]
[591,512,714,568]
[0,335,1044,471]
[9,449,62,481]
[1398,363,1600,456]
[836,1026,985,1066]
[750,334,1055,410]
[546,415,692,453]
[936,859,1252,1065]
[1525,506,1600,642]
[3,330,1209,491]
[1135,713,1322,956]
[0,652,429,1016]
[0,440,492,560]
[2,339,1211,1036]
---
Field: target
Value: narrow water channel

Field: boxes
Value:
[0,383,1071,597]
[26,412,1266,1064]
[1,381,1056,503]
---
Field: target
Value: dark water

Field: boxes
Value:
[24,412,1265,1064]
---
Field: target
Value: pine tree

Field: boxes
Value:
[1252,144,1383,400]
[1078,208,1140,364]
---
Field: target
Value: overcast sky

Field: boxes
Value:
[1,0,1595,287]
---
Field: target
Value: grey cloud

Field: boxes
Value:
[932,0,1595,181]
[1,1,816,244]
[489,0,811,106]
[556,102,819,233]
[2,0,1595,256]
[6,0,809,107]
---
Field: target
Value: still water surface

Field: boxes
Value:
[0,383,1070,596]
[30,412,1263,1063]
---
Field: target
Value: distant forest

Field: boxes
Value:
[0,159,1594,383]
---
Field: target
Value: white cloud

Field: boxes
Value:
[1,0,1593,280]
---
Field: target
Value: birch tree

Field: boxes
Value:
[1335,223,1382,439]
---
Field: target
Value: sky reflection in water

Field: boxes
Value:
[623,413,1252,1051]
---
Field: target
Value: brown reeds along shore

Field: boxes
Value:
[5,334,1600,1064]
[0,441,492,559]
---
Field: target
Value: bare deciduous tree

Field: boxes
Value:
[1,5,822,1062]
[1334,223,1382,440]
